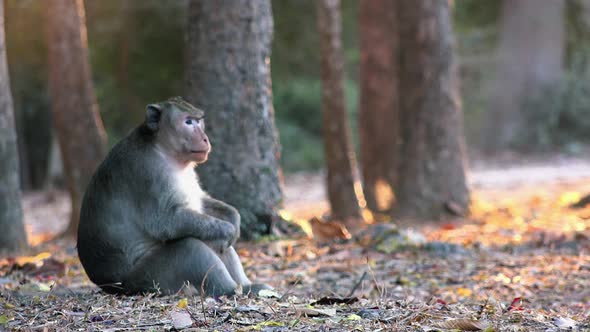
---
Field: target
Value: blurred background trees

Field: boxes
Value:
[0,0,27,252]
[317,0,364,226]
[358,0,399,214]
[394,0,469,219]
[45,0,107,237]
[4,0,590,240]
[483,0,565,151]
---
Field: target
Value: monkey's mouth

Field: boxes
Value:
[190,150,208,154]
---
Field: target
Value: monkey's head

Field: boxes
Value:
[145,97,211,165]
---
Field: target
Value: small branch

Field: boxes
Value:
[347,270,368,298]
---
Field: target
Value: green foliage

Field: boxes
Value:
[273,79,324,172]
[87,0,186,141]
[452,0,500,33]
[522,55,590,149]
[273,79,359,172]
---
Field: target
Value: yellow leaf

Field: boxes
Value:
[37,282,51,292]
[559,192,581,207]
[177,298,188,309]
[345,314,362,321]
[456,287,472,297]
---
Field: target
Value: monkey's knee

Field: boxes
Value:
[228,206,240,228]
[123,238,238,297]
[180,238,238,297]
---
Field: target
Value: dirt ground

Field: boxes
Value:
[3,155,590,331]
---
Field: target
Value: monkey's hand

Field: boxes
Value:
[212,220,236,244]
[144,207,236,244]
[202,197,241,243]
[207,239,231,255]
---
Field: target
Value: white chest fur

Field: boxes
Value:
[175,166,207,213]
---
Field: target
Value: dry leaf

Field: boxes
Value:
[311,296,358,306]
[258,289,281,298]
[554,317,577,329]
[309,217,351,242]
[170,310,192,329]
[434,319,488,331]
[296,307,337,317]
[177,298,188,309]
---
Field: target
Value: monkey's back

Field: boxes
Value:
[77,127,162,287]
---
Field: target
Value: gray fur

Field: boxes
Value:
[77,98,269,296]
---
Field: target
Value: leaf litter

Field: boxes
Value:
[3,175,590,330]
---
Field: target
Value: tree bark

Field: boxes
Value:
[46,0,107,237]
[395,0,470,220]
[0,0,28,253]
[483,0,564,150]
[358,0,399,213]
[317,0,364,224]
[185,0,283,239]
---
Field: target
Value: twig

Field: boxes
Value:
[365,256,384,297]
[347,270,368,297]
[279,276,303,302]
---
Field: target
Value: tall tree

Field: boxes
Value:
[483,0,565,150]
[358,0,399,213]
[46,0,107,237]
[0,0,28,252]
[317,0,364,225]
[395,0,469,220]
[185,0,283,239]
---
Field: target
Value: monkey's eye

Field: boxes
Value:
[184,118,201,126]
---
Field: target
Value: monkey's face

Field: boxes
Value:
[147,97,212,165]
[175,112,211,164]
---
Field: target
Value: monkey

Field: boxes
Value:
[77,97,271,297]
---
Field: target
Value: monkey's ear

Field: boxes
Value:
[146,104,162,131]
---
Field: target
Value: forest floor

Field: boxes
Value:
[3,155,590,331]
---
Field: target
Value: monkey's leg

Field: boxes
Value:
[220,246,273,295]
[124,238,238,297]
[220,246,252,285]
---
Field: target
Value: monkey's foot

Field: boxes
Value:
[242,283,273,297]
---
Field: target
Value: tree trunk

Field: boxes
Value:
[46,0,107,238]
[0,0,27,253]
[317,0,364,225]
[185,0,283,239]
[358,0,399,213]
[483,0,564,150]
[395,0,469,220]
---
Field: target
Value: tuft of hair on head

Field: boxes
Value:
[166,96,205,116]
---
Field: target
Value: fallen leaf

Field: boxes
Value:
[309,217,351,242]
[345,314,361,321]
[236,305,261,313]
[258,289,281,298]
[177,298,188,309]
[554,317,577,329]
[62,310,85,317]
[434,319,489,331]
[457,287,472,297]
[311,296,358,306]
[37,282,52,292]
[296,307,337,317]
[170,310,192,329]
[507,297,523,311]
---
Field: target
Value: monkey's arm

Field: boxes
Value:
[202,197,240,239]
[142,204,236,244]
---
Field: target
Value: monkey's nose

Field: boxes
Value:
[203,137,208,143]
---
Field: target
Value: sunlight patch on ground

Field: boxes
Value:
[426,187,590,247]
